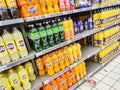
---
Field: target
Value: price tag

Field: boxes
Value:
[0,21,3,26]
[44,79,49,85]
[0,65,7,72]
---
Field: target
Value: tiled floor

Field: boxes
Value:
[76,55,120,90]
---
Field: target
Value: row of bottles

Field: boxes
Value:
[92,0,118,6]
[42,61,86,90]
[0,27,28,65]
[93,6,120,28]
[93,41,120,64]
[0,61,36,90]
[35,42,82,76]
[94,25,120,47]
[27,17,75,52]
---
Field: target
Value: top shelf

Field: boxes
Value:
[0,4,120,26]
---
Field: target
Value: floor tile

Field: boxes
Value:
[90,77,100,84]
[92,72,105,81]
[98,68,109,75]
[103,65,115,72]
[102,77,116,86]
[79,84,93,90]
[107,72,120,80]
[95,82,111,90]
[116,64,120,68]
[112,67,120,74]
[75,88,81,90]
[110,88,117,90]
[108,61,119,67]
[113,82,120,90]
[91,87,98,90]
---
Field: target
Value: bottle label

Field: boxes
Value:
[16,39,26,50]
[54,27,59,33]
[59,26,64,32]
[0,86,6,90]
[28,6,37,14]
[13,79,18,84]
[53,59,58,63]
[60,80,65,86]
[70,75,74,80]
[30,32,40,40]
[40,31,47,38]
[22,75,27,80]
[0,44,8,57]
[6,41,17,54]
[47,29,53,36]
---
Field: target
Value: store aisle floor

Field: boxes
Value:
[75,55,120,90]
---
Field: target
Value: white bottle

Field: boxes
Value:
[0,36,11,65]
[12,27,28,58]
[2,28,20,61]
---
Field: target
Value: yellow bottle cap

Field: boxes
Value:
[9,69,13,72]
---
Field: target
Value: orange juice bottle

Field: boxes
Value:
[39,69,45,76]
[63,46,70,67]
[46,0,54,14]
[35,57,44,70]
[68,45,74,64]
[65,70,72,87]
[68,17,74,39]
[43,54,54,76]
[62,18,71,40]
[72,43,78,62]
[39,0,47,14]
[78,63,84,79]
[76,43,82,60]
[74,66,80,81]
[82,62,86,76]
[58,49,65,70]
[52,51,60,73]
[52,0,60,13]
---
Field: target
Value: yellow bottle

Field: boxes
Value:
[39,69,45,76]
[98,32,103,47]
[72,43,78,62]
[78,63,83,79]
[68,45,74,64]
[94,33,98,46]
[74,66,80,81]
[0,36,11,65]
[82,62,86,76]
[0,73,12,90]
[68,17,74,39]
[76,43,82,60]
[24,62,36,82]
[12,27,28,58]
[16,65,31,90]
[8,69,23,90]
[2,28,20,61]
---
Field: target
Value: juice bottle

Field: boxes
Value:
[68,45,74,64]
[76,43,82,60]
[2,28,20,61]
[62,18,71,40]
[74,66,80,81]
[39,23,49,50]
[8,69,23,90]
[45,21,55,47]
[78,63,83,79]
[52,51,60,73]
[16,65,31,90]
[35,57,44,70]
[58,49,65,70]
[81,62,86,76]
[68,17,74,39]
[57,19,65,42]
[69,0,75,10]
[52,0,60,13]
[39,0,47,14]
[51,20,61,44]
[0,73,12,90]
[58,0,65,12]
[55,74,68,90]
[5,0,17,8]
[12,27,28,58]
[43,54,54,76]
[72,43,78,62]
[24,62,36,82]
[103,30,109,45]
[0,36,11,65]
[65,70,72,87]
[63,46,70,67]
[94,33,98,47]
[39,69,45,76]
[46,0,54,14]
[93,10,98,28]
[98,32,103,47]
[64,0,70,11]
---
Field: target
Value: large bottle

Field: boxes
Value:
[68,17,74,39]
[52,0,60,13]
[12,27,28,58]
[0,73,12,90]
[8,69,23,90]
[46,0,54,14]
[2,28,20,61]
[16,65,31,90]
[0,36,11,65]
[39,0,47,14]
[24,62,36,82]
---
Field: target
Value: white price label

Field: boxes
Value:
[0,21,3,26]
[44,79,49,85]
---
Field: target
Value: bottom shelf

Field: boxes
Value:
[68,51,120,90]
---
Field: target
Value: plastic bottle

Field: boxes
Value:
[58,0,65,12]
[62,18,71,40]
[8,69,23,90]
[94,33,98,47]
[35,57,44,70]
[39,0,47,14]
[76,43,82,60]
[74,21,79,35]
[78,63,84,79]
[46,0,54,14]
[0,73,12,90]
[64,0,70,11]
[69,0,75,10]
[2,28,20,61]
[0,36,11,65]
[16,65,31,90]
[24,62,36,82]
[68,17,74,39]
[45,21,55,47]
[74,66,80,81]
[12,27,28,58]
[68,45,74,64]
[72,43,78,62]
[98,32,103,47]
[52,0,60,13]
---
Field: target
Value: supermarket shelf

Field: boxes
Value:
[35,21,120,57]
[68,51,120,90]
[31,77,42,90]
[24,3,120,22]
[0,18,24,26]
[0,53,35,72]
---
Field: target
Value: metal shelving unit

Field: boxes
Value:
[68,51,120,90]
